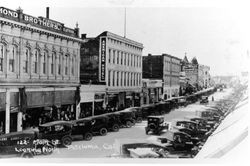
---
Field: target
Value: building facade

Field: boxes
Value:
[198,64,210,89]
[80,31,143,115]
[0,7,81,134]
[143,54,181,100]
[142,79,162,105]
[181,56,199,89]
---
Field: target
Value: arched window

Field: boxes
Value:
[33,49,39,74]
[23,48,30,73]
[9,45,16,72]
[0,43,5,72]
[51,52,55,75]
[41,51,47,74]
[65,54,69,75]
[71,55,74,75]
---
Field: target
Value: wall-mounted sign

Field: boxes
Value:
[0,7,76,37]
[100,37,106,82]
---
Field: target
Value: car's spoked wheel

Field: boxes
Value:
[100,128,108,136]
[126,121,132,128]
[112,124,119,132]
[61,136,72,146]
[136,117,143,123]
[84,132,93,141]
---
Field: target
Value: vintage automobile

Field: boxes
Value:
[111,139,169,158]
[148,129,194,152]
[84,116,109,136]
[154,102,170,115]
[38,121,73,147]
[71,118,94,141]
[102,113,121,132]
[140,104,157,118]
[171,119,207,143]
[184,115,210,131]
[200,96,209,104]
[177,98,188,107]
[122,107,143,123]
[0,130,54,158]
[115,110,136,128]
[145,116,169,135]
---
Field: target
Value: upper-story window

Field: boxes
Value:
[9,46,16,72]
[113,50,116,64]
[23,48,30,73]
[117,71,119,86]
[0,44,5,72]
[117,51,119,64]
[124,53,126,66]
[131,54,133,66]
[71,55,75,76]
[51,52,55,75]
[33,49,39,74]
[108,49,111,63]
[121,52,123,65]
[65,54,69,75]
[58,53,62,75]
[41,51,47,74]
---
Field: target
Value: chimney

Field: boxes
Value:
[46,7,49,19]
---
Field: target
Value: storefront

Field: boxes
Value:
[142,79,162,105]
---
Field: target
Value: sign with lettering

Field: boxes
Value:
[100,37,106,82]
[0,7,76,37]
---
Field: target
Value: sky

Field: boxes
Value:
[1,0,250,76]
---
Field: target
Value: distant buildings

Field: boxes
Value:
[198,64,210,89]
[0,7,82,134]
[142,54,181,100]
[142,79,162,105]
[80,31,143,117]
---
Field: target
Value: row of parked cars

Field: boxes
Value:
[0,88,217,158]
[127,87,243,158]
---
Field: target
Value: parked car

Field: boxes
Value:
[145,116,169,135]
[140,104,156,118]
[177,98,188,107]
[38,121,73,147]
[184,115,210,131]
[200,96,209,104]
[102,113,121,132]
[171,119,207,143]
[123,107,143,123]
[71,118,94,141]
[84,116,109,136]
[115,110,136,128]
[148,129,194,152]
[0,130,53,158]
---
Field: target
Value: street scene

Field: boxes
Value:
[0,0,249,161]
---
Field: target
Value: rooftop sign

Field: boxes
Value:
[0,7,77,37]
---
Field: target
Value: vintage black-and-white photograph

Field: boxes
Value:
[0,0,249,163]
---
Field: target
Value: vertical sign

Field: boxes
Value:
[100,37,106,82]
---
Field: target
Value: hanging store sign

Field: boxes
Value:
[100,37,106,82]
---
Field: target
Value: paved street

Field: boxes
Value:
[36,88,233,158]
